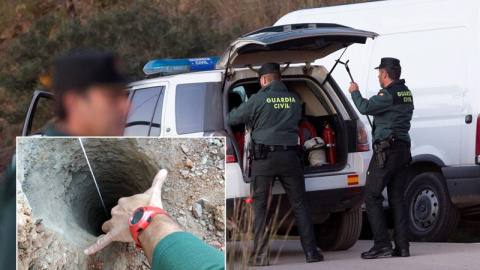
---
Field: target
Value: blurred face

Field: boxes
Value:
[66,85,130,136]
[378,69,388,88]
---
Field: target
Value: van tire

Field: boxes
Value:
[405,172,460,242]
[314,207,362,251]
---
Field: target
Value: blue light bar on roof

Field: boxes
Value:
[143,57,220,76]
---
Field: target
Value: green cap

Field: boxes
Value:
[258,62,280,78]
[375,57,401,70]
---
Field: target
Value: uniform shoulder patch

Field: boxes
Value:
[378,92,384,97]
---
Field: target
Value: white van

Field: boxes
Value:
[23,24,377,250]
[275,0,480,242]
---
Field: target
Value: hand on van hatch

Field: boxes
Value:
[349,82,359,93]
[84,169,178,256]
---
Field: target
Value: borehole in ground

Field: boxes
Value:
[67,147,156,237]
[68,161,152,236]
[22,138,159,246]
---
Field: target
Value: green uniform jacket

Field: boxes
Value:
[351,79,414,142]
[227,81,302,146]
[0,156,16,269]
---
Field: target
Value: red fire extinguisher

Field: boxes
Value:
[322,122,337,164]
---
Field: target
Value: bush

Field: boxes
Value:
[0,1,235,124]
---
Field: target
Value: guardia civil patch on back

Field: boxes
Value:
[266,96,296,109]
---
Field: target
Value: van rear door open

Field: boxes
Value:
[217,23,378,69]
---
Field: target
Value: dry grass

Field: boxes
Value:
[227,195,295,269]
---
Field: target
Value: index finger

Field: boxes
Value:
[146,169,168,200]
[84,233,115,255]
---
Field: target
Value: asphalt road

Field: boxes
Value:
[227,240,480,269]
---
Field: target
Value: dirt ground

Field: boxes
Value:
[16,137,225,269]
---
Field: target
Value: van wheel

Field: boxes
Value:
[406,172,460,242]
[314,207,362,251]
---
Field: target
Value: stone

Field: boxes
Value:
[181,144,189,154]
[184,159,194,168]
[193,203,202,218]
[213,139,221,147]
[181,170,189,178]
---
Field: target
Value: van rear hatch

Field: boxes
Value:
[217,23,378,69]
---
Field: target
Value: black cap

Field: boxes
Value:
[374,57,401,70]
[258,62,280,78]
[53,49,129,93]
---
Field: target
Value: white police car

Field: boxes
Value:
[23,23,377,251]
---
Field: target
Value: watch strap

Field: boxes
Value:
[129,206,168,250]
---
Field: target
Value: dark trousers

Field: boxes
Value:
[365,145,411,249]
[251,150,317,255]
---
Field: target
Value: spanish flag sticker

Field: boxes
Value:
[348,175,359,186]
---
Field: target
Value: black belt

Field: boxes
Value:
[267,145,298,152]
[388,136,410,149]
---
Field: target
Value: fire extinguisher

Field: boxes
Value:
[322,122,337,164]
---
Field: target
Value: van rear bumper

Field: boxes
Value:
[226,187,364,225]
[442,165,480,208]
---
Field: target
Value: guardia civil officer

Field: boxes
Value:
[227,63,323,266]
[348,58,414,259]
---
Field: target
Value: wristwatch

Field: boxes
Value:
[129,206,168,250]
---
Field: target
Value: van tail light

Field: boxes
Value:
[475,115,480,164]
[356,119,370,152]
[226,137,238,163]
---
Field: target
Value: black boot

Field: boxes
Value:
[305,250,324,263]
[361,246,394,259]
[392,247,410,257]
[248,253,269,266]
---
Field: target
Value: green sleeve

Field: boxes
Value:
[151,231,225,270]
[0,155,16,269]
[351,90,393,115]
[227,94,260,125]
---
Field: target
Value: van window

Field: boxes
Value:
[124,86,165,136]
[175,82,222,134]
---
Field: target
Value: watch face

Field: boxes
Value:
[131,208,144,225]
